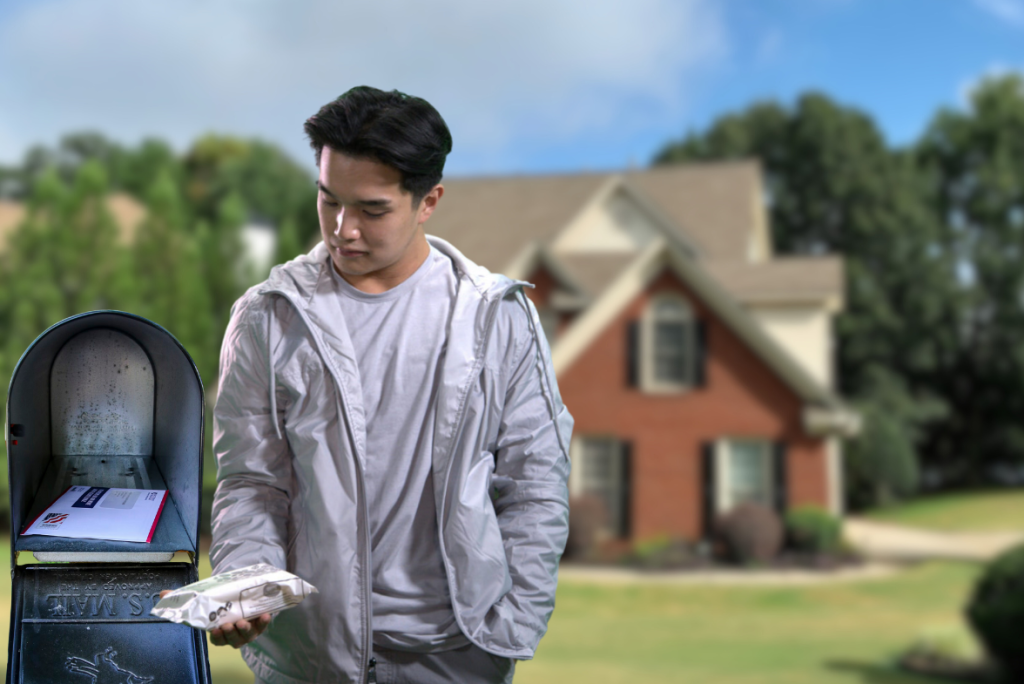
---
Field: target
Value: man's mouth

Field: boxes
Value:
[334,246,367,257]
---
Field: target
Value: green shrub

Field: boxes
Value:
[622,534,692,569]
[964,541,1024,681]
[784,505,842,553]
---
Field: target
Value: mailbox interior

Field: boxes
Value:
[6,563,211,684]
[6,312,203,563]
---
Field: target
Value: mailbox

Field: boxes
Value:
[5,311,211,683]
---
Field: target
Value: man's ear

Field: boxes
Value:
[416,184,444,225]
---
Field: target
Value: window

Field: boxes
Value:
[716,439,774,514]
[642,294,695,391]
[570,437,628,538]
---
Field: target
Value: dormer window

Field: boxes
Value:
[538,308,559,348]
[646,296,694,389]
[626,293,707,392]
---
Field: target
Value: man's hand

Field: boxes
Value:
[158,590,272,649]
[209,613,272,649]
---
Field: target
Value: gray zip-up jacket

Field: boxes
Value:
[209,235,573,684]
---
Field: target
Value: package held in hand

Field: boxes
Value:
[151,563,318,630]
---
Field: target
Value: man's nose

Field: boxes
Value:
[334,206,360,240]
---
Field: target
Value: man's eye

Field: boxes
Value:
[320,195,338,206]
[365,211,387,218]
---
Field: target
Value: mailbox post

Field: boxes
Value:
[5,311,212,683]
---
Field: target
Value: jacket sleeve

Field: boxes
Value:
[208,294,293,576]
[490,290,574,655]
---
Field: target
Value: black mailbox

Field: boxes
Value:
[5,311,211,683]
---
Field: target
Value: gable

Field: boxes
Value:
[425,161,766,274]
[550,183,663,255]
[551,238,843,414]
[626,160,768,262]
[424,173,608,272]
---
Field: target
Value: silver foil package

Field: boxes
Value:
[151,563,318,631]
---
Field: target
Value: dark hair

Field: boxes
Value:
[304,86,453,206]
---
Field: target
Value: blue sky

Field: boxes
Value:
[0,0,1022,178]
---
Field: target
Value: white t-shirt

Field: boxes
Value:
[330,245,470,653]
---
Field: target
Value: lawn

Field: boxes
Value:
[0,537,984,683]
[856,486,1024,533]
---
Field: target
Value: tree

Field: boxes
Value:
[275,215,303,265]
[202,191,247,334]
[844,366,945,509]
[0,162,136,509]
[915,74,1024,486]
[182,135,318,247]
[653,92,958,505]
[132,168,216,385]
[111,138,183,199]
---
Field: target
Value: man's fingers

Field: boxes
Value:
[235,619,255,642]
[220,622,245,648]
[249,614,270,637]
[159,590,172,599]
[210,616,272,648]
[210,628,227,647]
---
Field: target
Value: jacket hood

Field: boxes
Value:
[259,234,527,306]
[253,234,532,442]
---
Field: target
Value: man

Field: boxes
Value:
[205,86,573,684]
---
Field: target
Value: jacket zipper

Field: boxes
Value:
[258,289,375,684]
[434,282,529,650]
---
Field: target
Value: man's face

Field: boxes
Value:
[317,146,442,288]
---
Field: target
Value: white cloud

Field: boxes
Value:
[972,0,1024,26]
[754,28,784,66]
[0,0,727,174]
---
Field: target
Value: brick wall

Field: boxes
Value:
[555,267,829,542]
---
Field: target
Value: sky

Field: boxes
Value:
[0,0,1023,178]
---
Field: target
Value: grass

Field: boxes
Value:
[0,541,982,684]
[857,486,1024,533]
[514,560,986,684]
[5,487,1020,683]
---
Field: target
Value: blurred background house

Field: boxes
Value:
[426,161,859,550]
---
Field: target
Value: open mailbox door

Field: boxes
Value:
[5,311,212,683]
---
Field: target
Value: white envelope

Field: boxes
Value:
[21,485,168,543]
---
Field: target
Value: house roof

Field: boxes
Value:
[0,193,145,252]
[622,161,764,261]
[425,173,607,271]
[428,159,762,270]
[558,253,634,299]
[551,238,847,413]
[704,257,844,307]
[0,200,26,252]
[555,252,843,309]
[105,192,147,244]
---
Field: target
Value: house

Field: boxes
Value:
[423,160,860,547]
[0,193,147,252]
[1,161,858,548]
[0,193,277,280]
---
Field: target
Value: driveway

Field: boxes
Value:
[842,516,1024,563]
[558,560,905,585]
[557,519,1024,586]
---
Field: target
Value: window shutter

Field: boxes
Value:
[701,442,716,541]
[773,441,788,517]
[619,441,633,539]
[626,321,640,388]
[693,320,708,388]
